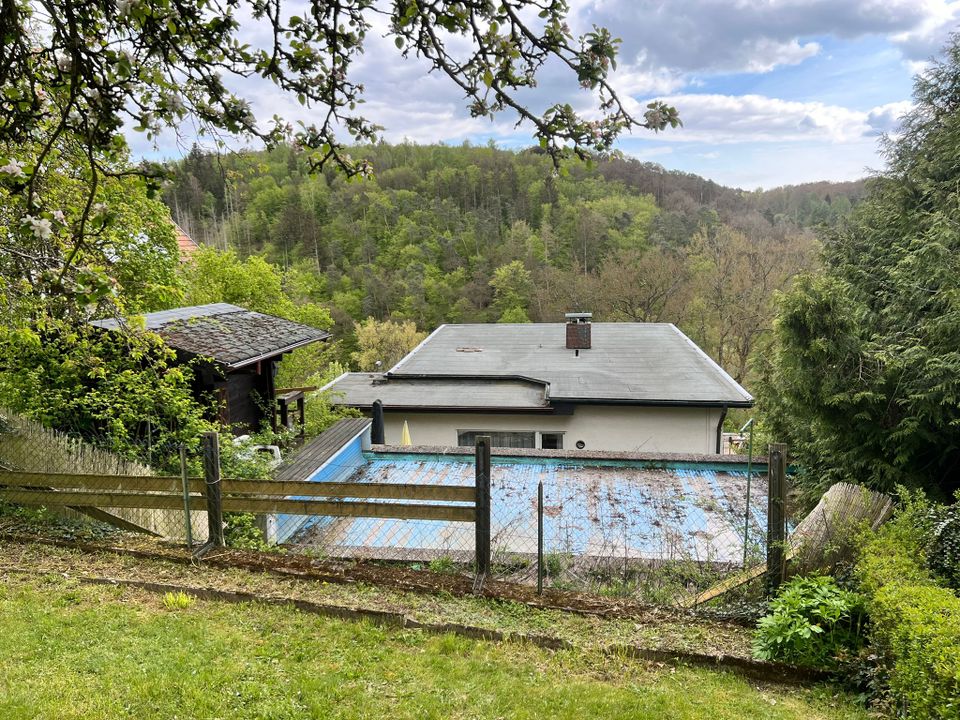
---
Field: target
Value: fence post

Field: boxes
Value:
[537,480,544,595]
[179,444,193,547]
[766,442,787,594]
[202,431,225,547]
[474,436,491,582]
[371,399,385,444]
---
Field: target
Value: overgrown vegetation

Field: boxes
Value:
[752,575,865,669]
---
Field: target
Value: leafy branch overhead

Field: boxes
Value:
[0,1,679,312]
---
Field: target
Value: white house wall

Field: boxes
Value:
[382,405,725,454]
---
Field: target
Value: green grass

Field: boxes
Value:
[0,576,869,720]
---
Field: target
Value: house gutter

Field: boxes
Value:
[715,403,728,454]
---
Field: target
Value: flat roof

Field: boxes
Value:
[384,323,752,407]
[322,373,551,411]
[91,303,330,369]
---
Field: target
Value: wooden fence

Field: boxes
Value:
[0,471,476,522]
[0,433,493,574]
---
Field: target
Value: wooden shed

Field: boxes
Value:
[92,303,329,433]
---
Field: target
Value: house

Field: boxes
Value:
[92,303,329,432]
[322,313,752,454]
[173,222,200,262]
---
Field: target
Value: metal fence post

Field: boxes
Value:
[537,480,544,595]
[474,436,491,581]
[741,418,754,568]
[766,442,787,594]
[202,431,224,547]
[179,444,193,547]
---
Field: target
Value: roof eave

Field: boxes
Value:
[342,403,555,413]
[554,397,754,408]
[222,332,331,370]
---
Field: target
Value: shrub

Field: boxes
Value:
[223,512,271,551]
[928,502,960,591]
[856,496,960,719]
[752,574,865,668]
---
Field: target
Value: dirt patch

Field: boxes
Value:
[0,528,713,623]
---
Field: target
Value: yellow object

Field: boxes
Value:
[401,420,412,446]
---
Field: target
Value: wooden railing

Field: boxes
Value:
[0,432,494,579]
[0,470,475,522]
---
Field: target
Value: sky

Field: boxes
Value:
[138,0,960,190]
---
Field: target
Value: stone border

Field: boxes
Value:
[0,565,829,685]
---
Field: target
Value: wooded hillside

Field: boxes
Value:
[165,144,863,386]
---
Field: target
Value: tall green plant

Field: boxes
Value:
[752,575,865,668]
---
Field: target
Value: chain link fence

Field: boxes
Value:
[0,409,205,542]
[0,410,771,608]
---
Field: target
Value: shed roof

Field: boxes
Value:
[322,373,551,411]
[91,303,330,369]
[380,323,752,407]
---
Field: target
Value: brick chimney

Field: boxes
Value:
[565,312,592,350]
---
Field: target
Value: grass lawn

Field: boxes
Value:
[0,574,868,720]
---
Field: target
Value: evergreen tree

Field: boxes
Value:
[759,35,960,497]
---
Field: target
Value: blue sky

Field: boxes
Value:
[136,1,960,190]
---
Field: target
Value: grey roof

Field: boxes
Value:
[384,323,752,407]
[323,373,551,411]
[91,303,330,369]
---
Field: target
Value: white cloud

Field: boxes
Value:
[623,93,906,145]
[889,0,960,59]
[866,100,914,135]
[741,38,822,73]
[573,0,958,79]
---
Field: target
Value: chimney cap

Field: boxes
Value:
[564,312,592,323]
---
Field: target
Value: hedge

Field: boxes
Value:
[857,511,960,718]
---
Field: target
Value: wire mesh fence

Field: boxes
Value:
[267,443,769,608]
[0,409,204,542]
[0,410,771,608]
[486,463,768,605]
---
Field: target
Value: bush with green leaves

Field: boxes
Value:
[855,495,960,718]
[752,575,865,668]
[927,501,960,591]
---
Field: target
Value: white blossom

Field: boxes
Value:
[57,54,72,73]
[166,94,184,113]
[0,158,25,178]
[52,209,67,224]
[24,216,53,241]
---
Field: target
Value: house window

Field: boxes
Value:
[457,430,535,449]
[540,432,564,450]
[457,430,563,450]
